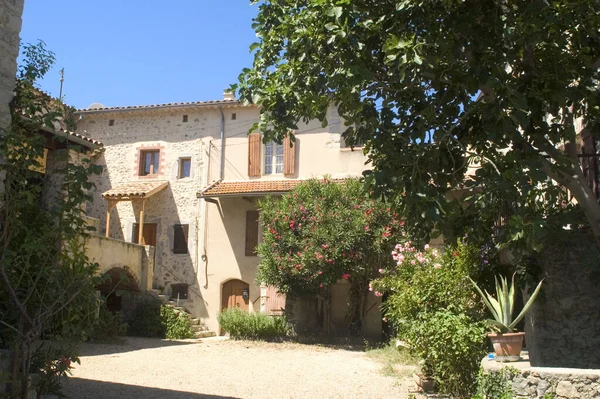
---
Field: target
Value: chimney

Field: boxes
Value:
[223,90,235,101]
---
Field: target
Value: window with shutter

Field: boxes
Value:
[248,133,261,177]
[245,210,259,256]
[173,224,189,254]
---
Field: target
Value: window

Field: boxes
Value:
[108,119,115,126]
[173,224,189,254]
[264,141,284,175]
[245,210,259,256]
[170,284,188,300]
[179,157,191,179]
[341,136,364,150]
[139,150,160,176]
[231,113,237,120]
[182,115,188,123]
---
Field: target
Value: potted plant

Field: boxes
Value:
[470,274,543,361]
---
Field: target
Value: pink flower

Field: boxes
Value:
[318,271,323,275]
[378,268,384,273]
[382,317,388,322]
[342,273,351,280]
[322,244,328,249]
[410,260,416,265]
[424,244,430,250]
[319,283,324,288]
[434,263,442,269]
[374,291,383,297]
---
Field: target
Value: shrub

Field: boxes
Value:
[126,296,195,339]
[160,306,195,340]
[371,240,489,396]
[126,296,165,338]
[218,308,289,340]
[89,304,128,342]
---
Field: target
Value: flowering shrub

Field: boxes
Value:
[258,178,404,333]
[370,240,487,396]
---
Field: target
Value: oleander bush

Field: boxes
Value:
[218,308,289,340]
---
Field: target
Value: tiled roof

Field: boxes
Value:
[103,180,169,200]
[57,129,103,148]
[198,179,348,198]
[76,99,240,113]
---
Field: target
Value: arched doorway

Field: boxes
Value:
[96,267,141,312]
[221,279,249,311]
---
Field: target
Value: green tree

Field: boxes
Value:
[234,0,600,249]
[0,41,102,398]
[258,178,403,334]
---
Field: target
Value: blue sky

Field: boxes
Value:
[20,1,258,109]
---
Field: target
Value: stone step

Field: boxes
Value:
[191,324,207,332]
[190,318,202,326]
[194,331,217,339]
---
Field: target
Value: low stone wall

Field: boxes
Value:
[482,355,600,398]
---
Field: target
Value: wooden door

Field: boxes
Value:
[222,279,249,311]
[264,285,286,316]
[132,223,157,247]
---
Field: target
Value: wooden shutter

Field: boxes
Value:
[283,134,295,175]
[245,210,259,256]
[173,224,189,254]
[248,133,261,177]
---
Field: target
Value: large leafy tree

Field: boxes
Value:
[234,0,600,249]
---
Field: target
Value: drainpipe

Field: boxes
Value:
[219,105,225,180]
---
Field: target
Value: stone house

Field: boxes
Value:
[76,93,383,335]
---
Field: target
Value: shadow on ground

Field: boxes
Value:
[78,337,201,357]
[64,378,241,399]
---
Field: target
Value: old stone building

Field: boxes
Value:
[0,0,23,128]
[76,95,378,334]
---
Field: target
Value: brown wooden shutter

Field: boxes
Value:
[248,133,261,177]
[283,134,295,176]
[173,224,189,254]
[245,210,259,256]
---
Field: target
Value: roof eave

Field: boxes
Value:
[75,101,253,116]
[198,191,289,199]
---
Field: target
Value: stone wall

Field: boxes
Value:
[0,0,23,128]
[525,230,600,369]
[482,357,600,399]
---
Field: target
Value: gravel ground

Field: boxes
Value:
[63,337,416,399]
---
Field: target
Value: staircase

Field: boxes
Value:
[150,289,216,339]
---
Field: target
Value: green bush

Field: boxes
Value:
[218,308,289,340]
[126,296,195,339]
[126,296,165,338]
[89,303,128,342]
[160,306,195,339]
[410,311,487,397]
[371,240,489,397]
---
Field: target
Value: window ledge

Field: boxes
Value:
[340,147,364,152]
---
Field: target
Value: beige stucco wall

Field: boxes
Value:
[0,0,23,128]
[85,234,154,291]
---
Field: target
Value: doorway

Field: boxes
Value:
[221,279,250,311]
[132,223,157,247]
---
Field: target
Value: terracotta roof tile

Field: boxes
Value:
[103,180,169,200]
[76,99,241,113]
[198,179,347,198]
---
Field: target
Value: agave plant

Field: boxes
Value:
[470,274,543,333]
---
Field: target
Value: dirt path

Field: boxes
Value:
[63,337,415,399]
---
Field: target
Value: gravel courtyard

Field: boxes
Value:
[63,337,415,399]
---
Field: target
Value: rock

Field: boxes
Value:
[537,379,550,397]
[556,381,579,398]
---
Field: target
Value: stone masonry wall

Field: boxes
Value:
[77,109,220,319]
[0,0,23,128]
[525,231,600,369]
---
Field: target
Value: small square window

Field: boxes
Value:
[171,284,188,300]
[182,115,188,123]
[173,224,189,254]
[108,119,115,126]
[231,113,237,120]
[179,157,191,179]
[139,150,160,176]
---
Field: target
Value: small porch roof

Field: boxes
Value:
[198,180,305,198]
[102,180,169,201]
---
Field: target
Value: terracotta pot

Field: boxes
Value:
[413,373,436,393]
[488,331,525,361]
